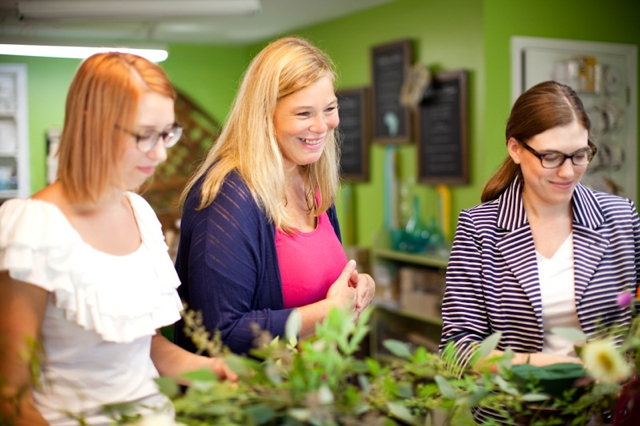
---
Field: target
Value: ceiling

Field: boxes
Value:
[0,0,395,46]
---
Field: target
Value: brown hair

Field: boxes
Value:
[481,81,591,202]
[181,36,339,233]
[57,52,175,203]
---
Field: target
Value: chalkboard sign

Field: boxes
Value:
[371,40,412,144]
[417,70,468,185]
[337,87,370,182]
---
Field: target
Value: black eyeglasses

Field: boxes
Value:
[117,123,183,153]
[517,139,597,169]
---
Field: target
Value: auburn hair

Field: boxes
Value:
[57,52,175,203]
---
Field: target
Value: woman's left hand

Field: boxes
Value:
[349,272,375,318]
[208,356,239,382]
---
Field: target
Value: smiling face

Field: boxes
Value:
[508,120,590,208]
[119,91,175,190]
[273,75,339,171]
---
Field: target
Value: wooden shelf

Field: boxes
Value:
[371,247,449,269]
[372,299,442,326]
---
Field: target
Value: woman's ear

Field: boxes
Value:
[507,137,521,165]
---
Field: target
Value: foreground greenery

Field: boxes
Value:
[159,306,631,426]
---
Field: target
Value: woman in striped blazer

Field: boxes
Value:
[440,81,640,374]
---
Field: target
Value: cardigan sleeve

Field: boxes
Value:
[439,208,492,367]
[175,173,294,355]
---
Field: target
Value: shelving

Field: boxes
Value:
[0,64,29,202]
[368,229,450,360]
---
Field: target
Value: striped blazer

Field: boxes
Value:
[439,179,640,364]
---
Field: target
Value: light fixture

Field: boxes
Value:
[0,44,169,62]
[17,0,261,19]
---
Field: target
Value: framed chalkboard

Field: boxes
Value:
[337,87,370,182]
[371,39,412,144]
[417,70,468,185]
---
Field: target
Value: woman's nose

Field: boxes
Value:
[147,138,168,163]
[310,114,328,133]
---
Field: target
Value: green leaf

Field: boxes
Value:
[383,339,412,359]
[154,376,179,398]
[477,332,501,359]
[285,308,301,344]
[551,327,587,343]
[522,393,550,402]
[288,408,311,421]
[358,374,371,395]
[224,354,251,376]
[435,375,457,399]
[181,367,217,382]
[386,402,418,425]
[244,403,276,424]
[318,384,335,404]
[467,388,490,406]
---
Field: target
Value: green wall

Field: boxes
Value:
[1,0,638,251]
[482,0,640,196]
[0,45,250,194]
[0,56,77,190]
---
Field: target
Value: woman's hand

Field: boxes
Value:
[207,356,238,382]
[325,259,358,311]
[349,271,375,319]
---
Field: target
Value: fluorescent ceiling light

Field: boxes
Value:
[17,0,261,19]
[0,44,169,62]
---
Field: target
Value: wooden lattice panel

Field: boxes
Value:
[141,90,220,233]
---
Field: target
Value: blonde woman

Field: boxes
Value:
[175,36,375,355]
[0,52,235,426]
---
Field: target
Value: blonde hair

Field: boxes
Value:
[181,36,340,232]
[57,52,175,203]
[481,81,591,203]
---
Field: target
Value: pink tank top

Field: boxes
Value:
[275,211,348,309]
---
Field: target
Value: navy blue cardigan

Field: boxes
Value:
[174,171,341,354]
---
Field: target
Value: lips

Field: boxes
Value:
[138,166,156,175]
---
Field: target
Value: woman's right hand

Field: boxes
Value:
[325,259,358,311]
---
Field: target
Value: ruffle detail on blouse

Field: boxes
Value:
[0,193,183,343]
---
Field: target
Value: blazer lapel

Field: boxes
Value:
[495,180,543,325]
[572,184,608,304]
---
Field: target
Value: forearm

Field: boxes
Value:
[0,390,48,426]
[487,349,581,368]
[297,300,334,339]
[0,273,49,425]
[151,333,215,385]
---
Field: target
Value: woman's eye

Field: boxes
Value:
[574,152,588,161]
[137,132,155,141]
[543,153,562,161]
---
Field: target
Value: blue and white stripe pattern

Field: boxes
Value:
[440,178,640,366]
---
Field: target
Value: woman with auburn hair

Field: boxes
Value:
[439,80,640,422]
[0,52,236,426]
[174,36,375,355]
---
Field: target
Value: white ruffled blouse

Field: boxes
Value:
[0,192,183,425]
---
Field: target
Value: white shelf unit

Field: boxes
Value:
[0,63,29,201]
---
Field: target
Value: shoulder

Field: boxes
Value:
[576,184,637,216]
[0,197,77,246]
[127,192,160,221]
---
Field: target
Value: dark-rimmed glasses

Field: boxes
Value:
[117,123,183,153]
[517,139,597,169]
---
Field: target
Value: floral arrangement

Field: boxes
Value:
[4,293,638,425]
[155,291,640,426]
